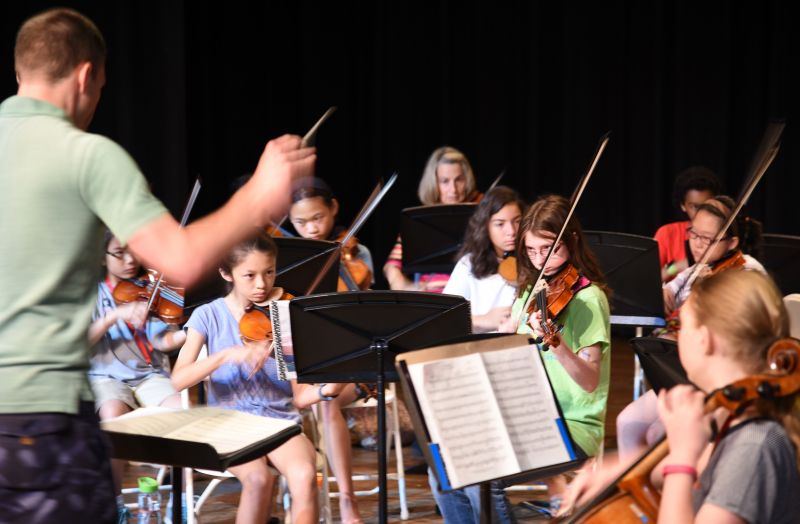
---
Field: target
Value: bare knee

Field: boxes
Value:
[287,462,317,497]
[98,400,131,420]
[240,468,273,492]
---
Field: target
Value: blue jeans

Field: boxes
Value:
[428,469,515,524]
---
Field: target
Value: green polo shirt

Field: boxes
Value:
[0,96,167,414]
[511,284,611,456]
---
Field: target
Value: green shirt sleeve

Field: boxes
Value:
[77,134,167,244]
[562,286,611,355]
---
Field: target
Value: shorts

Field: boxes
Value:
[91,374,177,411]
[0,402,116,523]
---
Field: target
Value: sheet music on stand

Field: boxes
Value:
[102,406,301,472]
[396,334,585,492]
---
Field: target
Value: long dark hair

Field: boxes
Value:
[515,194,610,299]
[456,186,525,279]
[695,195,763,259]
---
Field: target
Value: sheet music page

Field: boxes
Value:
[481,345,572,470]
[272,300,296,380]
[410,353,519,488]
[101,407,297,455]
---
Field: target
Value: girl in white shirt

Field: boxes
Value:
[444,185,525,332]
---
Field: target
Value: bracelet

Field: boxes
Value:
[662,464,697,480]
[666,263,679,277]
[317,383,338,401]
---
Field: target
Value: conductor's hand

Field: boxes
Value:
[250,135,316,224]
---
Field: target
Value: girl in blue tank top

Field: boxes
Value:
[172,232,344,524]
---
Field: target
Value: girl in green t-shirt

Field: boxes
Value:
[499,194,612,507]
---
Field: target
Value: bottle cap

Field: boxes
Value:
[138,476,159,493]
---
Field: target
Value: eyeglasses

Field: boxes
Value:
[686,227,728,246]
[106,249,134,260]
[525,242,562,260]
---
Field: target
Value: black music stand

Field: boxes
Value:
[272,237,339,296]
[762,233,800,295]
[584,230,666,400]
[184,237,340,314]
[289,291,472,524]
[104,410,301,524]
[584,230,665,326]
[401,203,477,274]
[628,336,689,393]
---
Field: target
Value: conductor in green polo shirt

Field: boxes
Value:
[0,8,315,522]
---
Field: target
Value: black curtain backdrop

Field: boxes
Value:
[2,1,797,288]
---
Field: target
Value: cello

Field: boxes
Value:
[562,337,800,523]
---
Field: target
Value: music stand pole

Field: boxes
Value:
[480,482,492,524]
[287,291,473,524]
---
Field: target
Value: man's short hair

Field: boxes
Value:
[15,8,106,82]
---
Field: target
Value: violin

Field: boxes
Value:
[563,337,800,523]
[708,249,746,276]
[498,251,517,284]
[238,290,294,344]
[112,270,186,324]
[663,250,747,330]
[336,230,372,291]
[526,264,586,348]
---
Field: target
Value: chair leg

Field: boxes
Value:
[184,468,196,524]
[389,384,409,520]
[195,477,224,513]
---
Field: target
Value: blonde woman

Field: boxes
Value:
[384,146,480,292]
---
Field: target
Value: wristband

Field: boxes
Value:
[666,263,679,277]
[317,383,338,401]
[662,464,697,480]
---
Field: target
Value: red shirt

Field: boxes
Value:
[654,220,689,268]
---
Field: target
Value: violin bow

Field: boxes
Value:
[681,121,784,292]
[487,169,506,193]
[515,133,610,324]
[302,106,337,147]
[303,172,399,295]
[143,178,202,315]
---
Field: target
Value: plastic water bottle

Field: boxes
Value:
[137,476,163,523]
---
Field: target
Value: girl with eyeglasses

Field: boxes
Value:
[662,195,764,327]
[654,167,722,282]
[498,194,612,508]
[616,196,765,462]
[87,231,186,513]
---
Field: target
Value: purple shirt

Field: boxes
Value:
[185,298,299,422]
